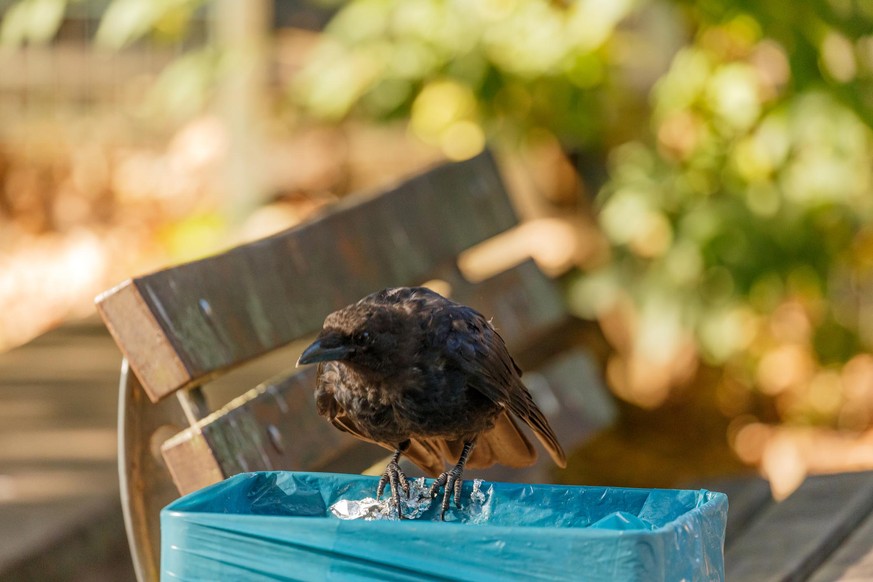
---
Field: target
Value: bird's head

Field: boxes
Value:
[296,299,410,371]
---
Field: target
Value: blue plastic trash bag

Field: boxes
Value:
[161,471,727,581]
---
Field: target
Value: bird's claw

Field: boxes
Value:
[377,459,410,518]
[430,467,464,520]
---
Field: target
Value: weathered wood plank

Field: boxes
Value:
[163,348,611,497]
[726,471,873,582]
[706,475,774,548]
[161,367,387,495]
[161,430,225,496]
[0,317,133,581]
[95,281,192,403]
[97,151,517,402]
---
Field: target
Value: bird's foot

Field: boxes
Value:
[430,466,464,521]
[376,458,410,518]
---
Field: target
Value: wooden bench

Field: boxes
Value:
[96,151,616,581]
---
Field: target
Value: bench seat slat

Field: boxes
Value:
[809,502,873,581]
[159,259,576,495]
[726,471,873,581]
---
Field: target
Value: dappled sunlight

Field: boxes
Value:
[732,420,873,500]
[408,77,486,159]
[0,230,108,347]
[459,216,596,282]
[0,112,227,349]
[294,0,648,159]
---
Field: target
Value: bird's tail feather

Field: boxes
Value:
[403,411,539,475]
[522,406,568,469]
[468,410,537,469]
[404,439,448,477]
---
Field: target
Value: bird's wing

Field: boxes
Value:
[468,409,537,469]
[406,411,537,473]
[452,308,567,468]
[327,407,448,477]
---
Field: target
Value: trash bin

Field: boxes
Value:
[161,471,727,581]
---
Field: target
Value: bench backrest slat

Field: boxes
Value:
[98,151,517,402]
[159,259,574,494]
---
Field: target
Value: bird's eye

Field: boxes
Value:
[355,331,371,345]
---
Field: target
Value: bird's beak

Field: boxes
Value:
[296,338,353,367]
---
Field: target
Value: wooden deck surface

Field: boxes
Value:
[0,316,298,581]
[725,470,873,581]
[0,318,134,581]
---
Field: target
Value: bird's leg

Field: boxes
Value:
[376,441,411,518]
[430,440,475,520]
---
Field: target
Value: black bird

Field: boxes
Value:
[297,287,567,519]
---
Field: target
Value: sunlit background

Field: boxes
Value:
[3,0,873,513]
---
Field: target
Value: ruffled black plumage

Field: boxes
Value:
[298,286,566,518]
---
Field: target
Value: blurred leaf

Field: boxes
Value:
[94,0,158,49]
[673,0,873,129]
[572,8,873,418]
[0,0,32,46]
[0,0,67,46]
[158,211,227,262]
[26,0,65,42]
[814,317,861,365]
[144,47,217,119]
[153,1,197,40]
[95,0,206,49]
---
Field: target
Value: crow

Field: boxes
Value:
[297,287,566,519]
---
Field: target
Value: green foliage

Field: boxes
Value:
[678,0,873,127]
[293,0,649,157]
[575,86,873,360]
[570,7,873,422]
[143,46,218,119]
